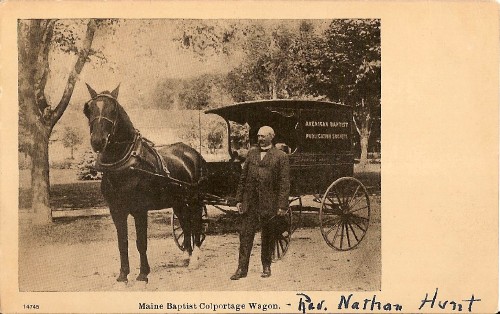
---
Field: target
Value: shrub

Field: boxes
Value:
[77,150,102,180]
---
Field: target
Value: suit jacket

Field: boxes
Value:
[236,146,290,216]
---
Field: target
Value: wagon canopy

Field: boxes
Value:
[205,99,349,125]
[205,99,353,153]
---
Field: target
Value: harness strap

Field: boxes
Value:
[94,132,141,172]
[95,131,171,176]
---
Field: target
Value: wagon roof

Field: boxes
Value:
[205,99,350,124]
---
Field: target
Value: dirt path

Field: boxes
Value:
[19,197,380,292]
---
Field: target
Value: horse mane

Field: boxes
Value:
[113,100,135,134]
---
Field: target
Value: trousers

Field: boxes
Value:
[237,209,278,272]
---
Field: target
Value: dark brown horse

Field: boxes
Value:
[83,84,206,283]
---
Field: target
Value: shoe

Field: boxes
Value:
[230,269,247,280]
[261,266,271,278]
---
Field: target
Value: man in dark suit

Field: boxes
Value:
[230,126,290,280]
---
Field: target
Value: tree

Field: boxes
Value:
[224,21,313,101]
[149,77,182,110]
[18,19,115,224]
[61,126,83,159]
[207,121,225,154]
[175,20,313,102]
[303,19,381,165]
[178,74,212,110]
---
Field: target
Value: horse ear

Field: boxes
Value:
[110,84,120,99]
[86,83,97,98]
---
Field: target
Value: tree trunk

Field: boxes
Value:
[30,126,52,224]
[353,98,372,167]
[359,130,369,166]
[271,80,278,99]
[18,19,97,225]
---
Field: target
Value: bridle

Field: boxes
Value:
[86,94,120,153]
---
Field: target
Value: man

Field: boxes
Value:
[230,126,290,280]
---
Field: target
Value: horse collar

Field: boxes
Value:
[94,132,141,172]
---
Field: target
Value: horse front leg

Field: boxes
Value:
[133,211,150,283]
[111,210,130,282]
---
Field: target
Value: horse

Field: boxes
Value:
[83,83,206,284]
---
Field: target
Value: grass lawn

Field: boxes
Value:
[19,163,380,211]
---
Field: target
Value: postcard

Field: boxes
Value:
[1,1,498,313]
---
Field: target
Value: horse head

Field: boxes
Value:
[84,83,122,153]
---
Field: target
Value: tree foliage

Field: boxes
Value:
[149,78,181,110]
[300,19,381,164]
[224,21,313,101]
[303,19,381,104]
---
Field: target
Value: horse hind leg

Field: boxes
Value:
[188,203,204,270]
[173,206,192,266]
[133,211,150,283]
[111,210,130,283]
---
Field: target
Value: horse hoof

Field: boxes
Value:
[136,274,149,283]
[182,251,190,266]
[188,248,202,270]
[116,275,128,283]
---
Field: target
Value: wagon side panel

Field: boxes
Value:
[290,107,354,196]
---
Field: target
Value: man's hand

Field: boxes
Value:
[237,202,246,214]
[277,208,287,216]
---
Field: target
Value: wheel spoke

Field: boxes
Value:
[345,222,351,247]
[332,188,344,206]
[342,183,350,205]
[325,218,342,238]
[331,222,342,246]
[348,195,365,212]
[350,213,370,223]
[322,215,342,229]
[348,222,360,243]
[173,223,183,231]
[347,216,368,232]
[323,202,342,215]
[349,204,369,214]
[325,195,340,208]
[175,231,184,241]
[347,185,361,207]
[339,221,345,249]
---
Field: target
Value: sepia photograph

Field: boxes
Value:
[18,18,381,292]
[1,1,498,313]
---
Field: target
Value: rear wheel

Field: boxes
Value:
[320,177,370,250]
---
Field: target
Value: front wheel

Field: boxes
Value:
[272,207,292,262]
[171,205,208,251]
[320,177,370,251]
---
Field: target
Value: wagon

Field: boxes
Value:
[171,100,371,260]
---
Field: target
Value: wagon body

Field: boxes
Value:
[173,100,370,256]
[205,100,354,197]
